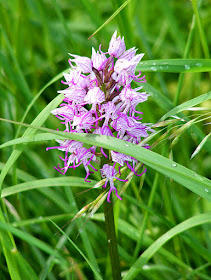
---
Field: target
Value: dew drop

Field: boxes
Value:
[11,247,17,253]
[125,144,129,147]
[185,65,190,70]
[205,188,209,193]
[152,62,156,65]
[108,239,111,243]
[172,162,177,167]
[151,67,157,71]
[196,63,202,67]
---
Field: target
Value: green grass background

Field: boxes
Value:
[0,0,211,279]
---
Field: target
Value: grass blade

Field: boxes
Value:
[123,213,211,280]
[0,121,210,202]
[50,220,103,280]
[191,133,211,160]
[88,0,132,40]
[160,91,211,121]
[0,94,64,193]
[1,177,98,198]
[137,59,211,73]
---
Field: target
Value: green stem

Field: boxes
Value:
[174,14,195,105]
[191,0,211,84]
[103,196,121,280]
[101,149,121,280]
[191,0,210,60]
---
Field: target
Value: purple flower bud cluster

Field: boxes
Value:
[47,31,153,202]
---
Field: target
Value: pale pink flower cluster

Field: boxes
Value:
[47,31,153,202]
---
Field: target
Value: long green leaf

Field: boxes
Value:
[88,0,132,40]
[1,177,98,198]
[123,213,211,280]
[160,91,211,121]
[0,222,62,259]
[142,82,173,111]
[0,27,32,102]
[0,132,65,149]
[191,0,210,59]
[140,83,211,154]
[0,121,210,202]
[50,220,103,280]
[92,214,199,273]
[137,59,211,73]
[0,94,64,194]
[16,70,66,138]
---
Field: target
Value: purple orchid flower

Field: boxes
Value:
[47,31,153,202]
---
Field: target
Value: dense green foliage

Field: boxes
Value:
[0,0,211,279]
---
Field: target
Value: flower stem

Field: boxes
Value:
[100,148,121,279]
[103,195,121,280]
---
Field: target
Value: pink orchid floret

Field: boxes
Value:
[101,164,127,202]
[108,30,126,58]
[47,31,153,202]
[68,54,93,73]
[91,47,108,71]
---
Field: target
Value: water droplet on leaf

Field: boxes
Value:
[185,65,190,70]
[205,188,209,193]
[172,162,177,167]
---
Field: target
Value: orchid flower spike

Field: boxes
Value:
[47,30,153,202]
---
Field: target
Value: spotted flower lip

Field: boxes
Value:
[47,30,153,202]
